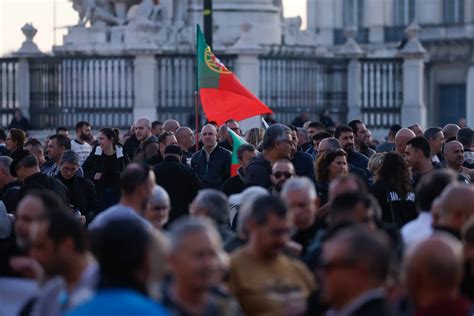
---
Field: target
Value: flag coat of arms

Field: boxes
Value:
[196,26,272,126]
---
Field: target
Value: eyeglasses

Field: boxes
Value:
[272,171,293,179]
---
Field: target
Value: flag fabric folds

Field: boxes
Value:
[196,25,272,126]
[227,128,247,176]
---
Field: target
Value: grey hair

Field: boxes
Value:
[149,185,170,206]
[61,150,80,165]
[281,177,317,200]
[262,124,291,150]
[0,156,13,175]
[194,189,229,225]
[135,117,152,129]
[237,186,270,236]
[168,216,221,255]
[322,137,342,150]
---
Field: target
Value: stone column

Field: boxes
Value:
[14,24,43,122]
[399,23,428,128]
[365,0,385,43]
[466,65,474,126]
[133,53,158,121]
[337,27,364,122]
[228,24,266,133]
[417,0,442,25]
[315,0,336,45]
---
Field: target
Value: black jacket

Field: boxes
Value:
[292,150,316,182]
[347,150,369,170]
[9,147,30,177]
[82,145,129,208]
[218,139,233,152]
[191,146,231,189]
[123,134,140,161]
[56,173,99,221]
[19,172,69,206]
[0,180,21,213]
[8,117,29,131]
[348,297,396,316]
[244,155,272,189]
[154,156,203,223]
[221,168,246,196]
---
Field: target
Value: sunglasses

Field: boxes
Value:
[272,171,293,179]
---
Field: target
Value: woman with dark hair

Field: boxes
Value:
[315,149,349,205]
[6,128,29,176]
[370,152,417,228]
[83,128,130,211]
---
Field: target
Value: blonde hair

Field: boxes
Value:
[368,152,385,181]
[245,127,265,148]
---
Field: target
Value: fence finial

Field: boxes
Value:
[16,24,43,56]
[399,22,427,58]
[339,26,363,56]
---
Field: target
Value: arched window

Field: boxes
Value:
[443,0,464,24]
[343,0,364,27]
[394,0,415,26]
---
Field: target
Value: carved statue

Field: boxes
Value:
[70,0,141,26]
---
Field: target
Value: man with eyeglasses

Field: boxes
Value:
[56,150,98,222]
[228,195,315,316]
[244,124,293,189]
[269,159,295,196]
[318,227,394,316]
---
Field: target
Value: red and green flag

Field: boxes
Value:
[228,128,247,176]
[196,25,272,126]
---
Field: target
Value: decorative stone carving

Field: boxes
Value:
[282,17,318,46]
[16,24,43,56]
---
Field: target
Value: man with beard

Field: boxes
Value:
[443,140,474,181]
[71,121,93,166]
[334,125,369,170]
[133,118,159,163]
[89,163,155,230]
[349,120,375,158]
[269,160,295,196]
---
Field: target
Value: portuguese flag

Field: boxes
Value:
[228,128,247,176]
[196,26,272,126]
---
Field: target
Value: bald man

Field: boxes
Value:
[191,124,231,189]
[408,123,424,138]
[443,124,461,142]
[133,118,159,162]
[395,128,416,156]
[435,184,474,239]
[444,140,474,181]
[162,119,180,133]
[175,127,195,165]
[404,234,471,316]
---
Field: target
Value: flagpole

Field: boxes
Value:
[195,25,200,152]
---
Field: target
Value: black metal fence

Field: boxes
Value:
[29,56,135,129]
[155,54,236,126]
[360,58,404,129]
[0,58,18,128]
[259,55,349,124]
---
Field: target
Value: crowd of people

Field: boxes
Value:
[0,113,474,316]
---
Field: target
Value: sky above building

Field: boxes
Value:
[0,0,306,56]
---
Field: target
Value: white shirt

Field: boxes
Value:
[71,140,92,166]
[401,212,433,247]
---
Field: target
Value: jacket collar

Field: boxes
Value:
[94,145,124,158]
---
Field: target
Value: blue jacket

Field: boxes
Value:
[66,289,169,316]
[191,145,232,189]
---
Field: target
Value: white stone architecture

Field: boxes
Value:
[307,0,474,127]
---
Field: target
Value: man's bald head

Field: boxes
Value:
[443,140,463,155]
[163,119,180,133]
[443,140,465,170]
[395,128,416,155]
[404,234,463,306]
[443,124,460,142]
[438,183,474,231]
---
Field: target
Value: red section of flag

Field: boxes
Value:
[231,163,240,177]
[200,87,272,126]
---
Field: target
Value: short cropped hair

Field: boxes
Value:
[16,154,39,170]
[262,124,291,150]
[237,144,256,161]
[457,127,473,148]
[308,121,326,129]
[120,163,151,195]
[76,121,91,131]
[247,195,288,226]
[416,169,457,212]
[194,189,229,226]
[424,127,442,140]
[334,125,353,139]
[60,150,80,165]
[168,216,221,255]
[49,134,71,150]
[406,137,431,159]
